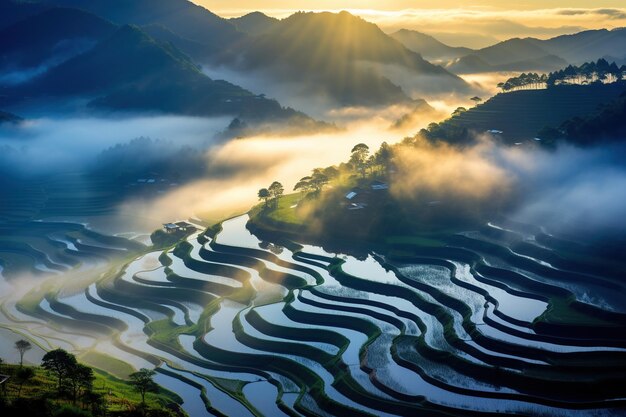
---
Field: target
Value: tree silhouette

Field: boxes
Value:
[42,348,77,392]
[350,143,369,178]
[129,368,158,406]
[14,339,31,367]
[15,367,35,398]
[268,181,284,207]
[257,188,271,207]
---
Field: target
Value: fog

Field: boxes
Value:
[1,102,624,239]
[118,119,402,225]
[504,142,626,237]
[0,115,231,175]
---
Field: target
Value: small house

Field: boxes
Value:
[370,180,389,191]
[163,223,179,233]
[163,221,196,233]
[345,191,358,200]
[175,221,194,232]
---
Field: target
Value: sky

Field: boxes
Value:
[195,1,626,47]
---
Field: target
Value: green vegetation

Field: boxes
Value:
[250,141,479,248]
[499,59,625,92]
[0,351,182,417]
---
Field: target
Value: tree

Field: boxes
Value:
[268,181,284,208]
[15,367,35,398]
[14,339,31,367]
[293,176,312,194]
[257,188,271,208]
[374,142,392,174]
[452,107,467,117]
[350,143,369,177]
[129,368,158,406]
[65,363,94,404]
[470,96,482,105]
[42,348,77,391]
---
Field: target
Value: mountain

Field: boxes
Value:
[3,25,319,124]
[218,11,470,106]
[445,28,626,73]
[390,29,473,61]
[0,7,115,73]
[0,0,49,29]
[445,37,568,73]
[534,28,626,64]
[472,38,552,66]
[425,82,626,144]
[49,0,245,56]
[448,53,568,74]
[229,12,279,36]
[541,91,626,145]
[0,109,21,124]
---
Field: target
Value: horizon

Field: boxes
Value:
[197,2,626,47]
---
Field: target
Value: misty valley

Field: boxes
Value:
[1,1,626,417]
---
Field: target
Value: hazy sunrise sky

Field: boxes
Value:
[195,1,626,47]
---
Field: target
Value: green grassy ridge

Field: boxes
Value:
[447,235,626,329]
[174,241,252,284]
[449,234,624,294]
[331,259,626,372]
[245,308,350,349]
[207,238,323,286]
[196,314,435,417]
[512,240,626,281]
[232,313,337,373]
[435,82,626,143]
[392,337,626,411]
[200,246,315,290]
[0,362,182,415]
[328,259,626,402]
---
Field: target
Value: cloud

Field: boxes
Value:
[0,115,231,175]
[558,8,626,19]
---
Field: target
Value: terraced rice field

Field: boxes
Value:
[443,82,626,143]
[2,215,626,416]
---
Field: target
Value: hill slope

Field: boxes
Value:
[229,12,279,36]
[535,28,626,64]
[219,11,469,106]
[0,7,115,73]
[430,82,626,143]
[4,25,316,122]
[50,0,245,55]
[390,29,473,61]
[446,38,569,73]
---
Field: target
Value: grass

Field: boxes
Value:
[0,363,182,413]
[251,194,305,228]
[78,351,136,380]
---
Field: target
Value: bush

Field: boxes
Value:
[53,404,92,417]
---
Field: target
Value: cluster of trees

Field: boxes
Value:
[347,142,393,178]
[498,59,626,92]
[258,181,284,208]
[1,344,167,417]
[498,73,548,91]
[294,167,337,195]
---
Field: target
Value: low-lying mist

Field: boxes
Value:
[0,115,231,176]
[1,104,624,241]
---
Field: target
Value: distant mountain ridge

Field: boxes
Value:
[0,7,116,72]
[393,27,626,74]
[229,12,278,36]
[390,29,473,61]
[424,82,626,144]
[1,23,326,129]
[217,11,470,106]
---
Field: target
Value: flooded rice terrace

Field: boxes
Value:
[1,215,626,416]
